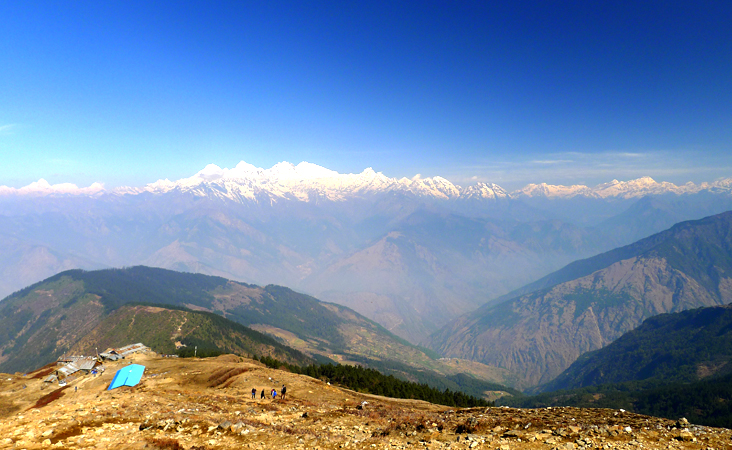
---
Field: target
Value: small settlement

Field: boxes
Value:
[43,343,151,386]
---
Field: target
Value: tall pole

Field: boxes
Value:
[194,346,197,358]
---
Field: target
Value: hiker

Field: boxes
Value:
[271,388,277,400]
[251,387,256,399]
[281,384,286,400]
[260,389,265,399]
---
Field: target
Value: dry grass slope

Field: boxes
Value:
[1,352,729,449]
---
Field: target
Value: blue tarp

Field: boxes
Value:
[107,364,145,390]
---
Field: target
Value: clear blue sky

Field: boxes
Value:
[1,1,730,190]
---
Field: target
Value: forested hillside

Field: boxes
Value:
[70,304,317,366]
[543,304,732,392]
[505,372,732,429]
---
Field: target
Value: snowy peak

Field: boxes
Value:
[592,176,676,198]
[125,161,465,202]
[406,176,461,199]
[2,160,731,202]
[191,161,338,183]
[0,179,105,197]
[461,182,509,200]
[512,183,592,199]
[589,176,704,198]
[196,163,226,181]
[512,176,732,199]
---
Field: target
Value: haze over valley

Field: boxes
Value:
[3,162,732,345]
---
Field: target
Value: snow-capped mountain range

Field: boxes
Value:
[0,178,106,197]
[2,160,732,343]
[112,161,488,202]
[2,160,731,201]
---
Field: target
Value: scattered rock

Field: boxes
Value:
[674,430,696,442]
[3,355,732,450]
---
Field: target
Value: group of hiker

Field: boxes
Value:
[251,384,286,400]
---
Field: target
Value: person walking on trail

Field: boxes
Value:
[271,388,277,400]
[260,389,265,399]
[251,388,256,399]
[281,384,286,400]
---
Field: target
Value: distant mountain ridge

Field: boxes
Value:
[428,210,732,387]
[2,160,731,201]
[2,161,732,344]
[491,195,732,302]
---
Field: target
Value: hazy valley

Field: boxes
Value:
[2,163,732,345]
[428,211,732,387]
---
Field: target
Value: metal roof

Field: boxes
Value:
[43,374,58,383]
[76,357,97,371]
[57,362,80,378]
[57,355,84,364]
[100,352,121,361]
[56,356,98,378]
[115,343,150,357]
[98,343,151,361]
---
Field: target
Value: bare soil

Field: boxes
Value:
[1,353,730,449]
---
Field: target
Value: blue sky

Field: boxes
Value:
[1,1,730,190]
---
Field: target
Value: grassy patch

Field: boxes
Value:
[31,386,68,409]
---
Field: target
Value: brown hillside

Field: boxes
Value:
[1,353,728,449]
[429,212,732,387]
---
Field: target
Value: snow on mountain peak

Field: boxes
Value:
[269,161,297,176]
[513,182,591,199]
[293,161,339,179]
[460,182,509,200]
[29,178,52,189]
[196,164,225,181]
[509,176,726,200]
[592,176,678,198]
[111,167,732,202]
[2,160,729,202]
[231,161,261,173]
[0,179,105,197]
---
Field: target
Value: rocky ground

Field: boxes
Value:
[1,353,730,450]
